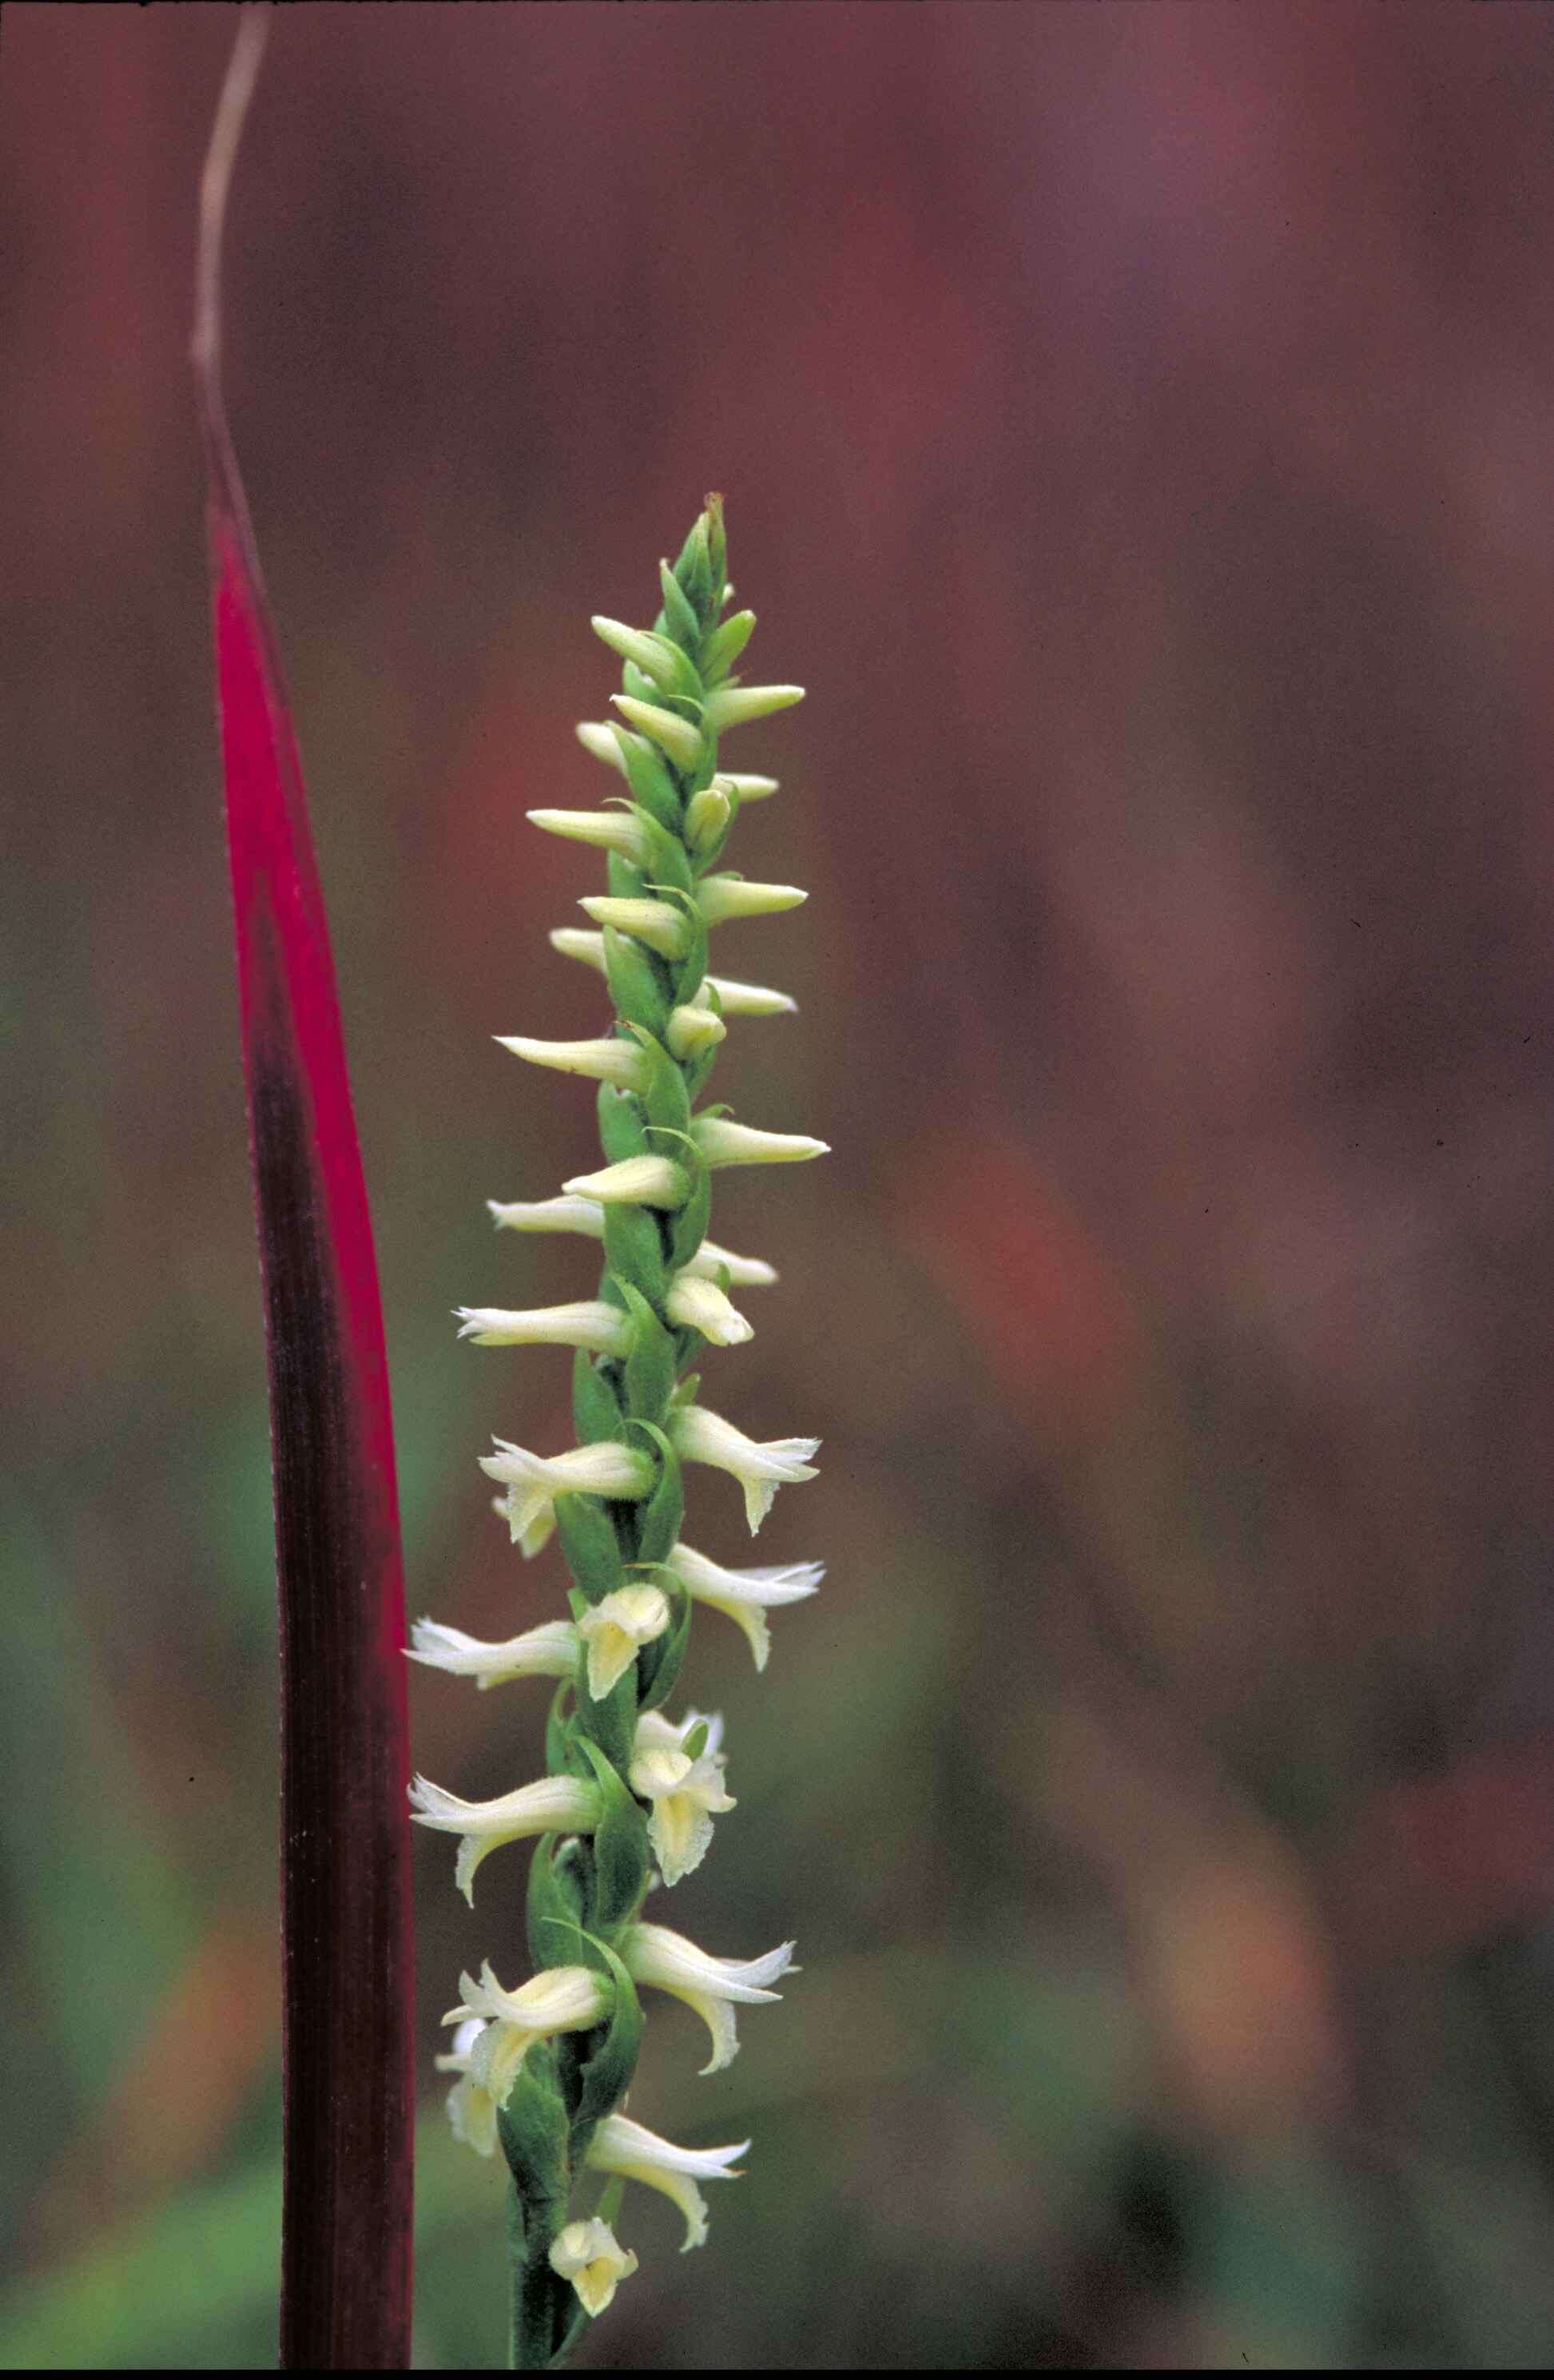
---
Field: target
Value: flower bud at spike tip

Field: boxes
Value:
[413,504,822,2341]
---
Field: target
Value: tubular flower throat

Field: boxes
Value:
[407,501,824,2366]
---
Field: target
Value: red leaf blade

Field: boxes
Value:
[196,15,414,2366]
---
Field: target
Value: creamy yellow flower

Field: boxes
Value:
[408,1772,603,1905]
[669,1402,820,1534]
[628,1708,734,1886]
[478,1438,654,1560]
[655,1541,823,1671]
[576,1585,671,1699]
[443,1962,609,2109]
[548,2218,639,2317]
[585,2113,748,2252]
[623,1921,795,2074]
[407,1615,580,1690]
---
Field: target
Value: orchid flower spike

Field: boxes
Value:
[410,500,821,2357]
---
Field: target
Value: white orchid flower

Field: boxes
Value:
[408,1772,603,1905]
[576,1584,672,1700]
[478,1438,654,1559]
[655,1541,822,1671]
[407,1616,579,1690]
[669,1401,820,1533]
[623,1921,795,2073]
[584,2113,749,2252]
[549,2217,639,2317]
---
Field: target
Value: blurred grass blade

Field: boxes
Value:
[193,11,414,2366]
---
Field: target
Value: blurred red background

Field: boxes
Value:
[6,2,1554,2366]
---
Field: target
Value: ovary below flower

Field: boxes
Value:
[494,1032,649,1091]
[627,1714,735,1887]
[409,1771,603,1905]
[443,1961,609,2108]
[690,1115,829,1167]
[549,2218,638,2318]
[455,1299,633,1355]
[623,1921,795,2074]
[669,1401,820,1533]
[658,1540,823,1671]
[584,2114,748,2253]
[577,1584,671,1699]
[479,1437,654,1559]
[408,1615,580,1689]
[665,1270,753,1345]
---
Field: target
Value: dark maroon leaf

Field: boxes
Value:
[193,14,414,2366]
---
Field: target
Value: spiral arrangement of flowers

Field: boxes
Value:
[408,499,825,2366]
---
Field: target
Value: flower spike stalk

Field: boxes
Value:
[412,501,824,2368]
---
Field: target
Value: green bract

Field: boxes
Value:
[411,501,826,2370]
